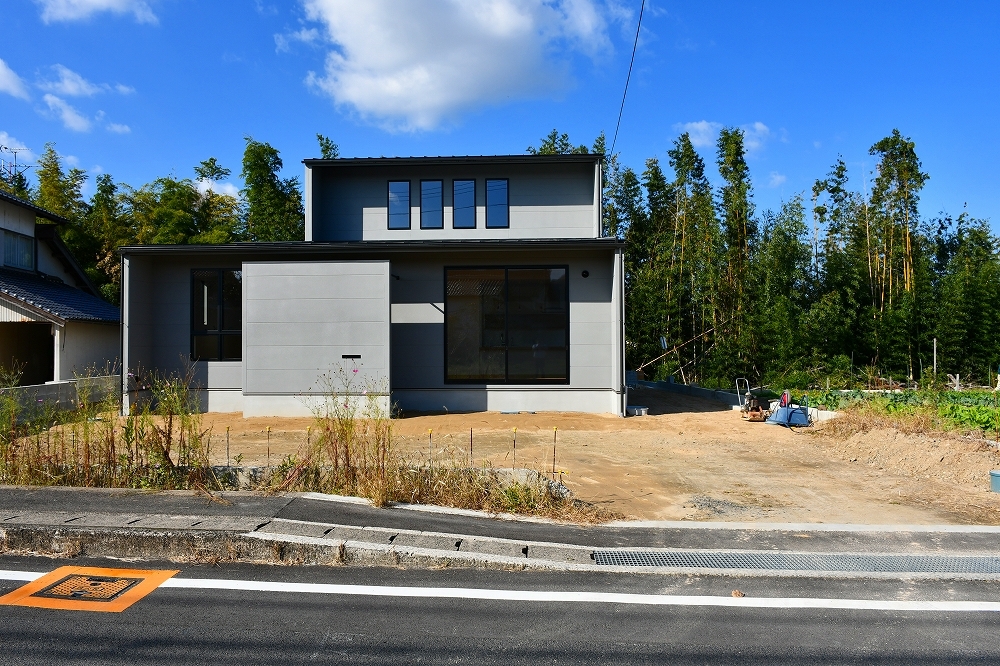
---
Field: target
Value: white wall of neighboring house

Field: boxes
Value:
[36,239,79,285]
[57,321,119,381]
[0,198,35,237]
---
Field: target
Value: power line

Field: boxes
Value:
[609,0,645,156]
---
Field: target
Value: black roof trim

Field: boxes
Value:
[119,238,623,256]
[0,190,72,225]
[303,154,604,167]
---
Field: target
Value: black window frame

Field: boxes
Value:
[419,179,444,230]
[443,265,569,385]
[387,180,411,230]
[452,178,477,229]
[485,178,509,229]
[190,268,242,362]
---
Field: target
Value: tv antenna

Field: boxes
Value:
[0,144,34,181]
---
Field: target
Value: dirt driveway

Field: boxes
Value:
[200,386,1000,525]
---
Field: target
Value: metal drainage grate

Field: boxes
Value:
[592,550,1000,574]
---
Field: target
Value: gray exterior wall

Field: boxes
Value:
[389,247,623,414]
[122,253,243,412]
[308,160,601,242]
[121,243,624,416]
[242,260,389,416]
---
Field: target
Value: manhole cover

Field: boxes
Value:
[33,575,142,602]
[0,566,179,612]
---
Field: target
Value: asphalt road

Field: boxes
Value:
[2,555,999,664]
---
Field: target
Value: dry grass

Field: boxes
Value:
[0,362,611,522]
[816,402,995,442]
[264,366,619,523]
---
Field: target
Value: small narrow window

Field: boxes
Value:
[191,269,242,361]
[420,180,443,229]
[453,179,476,229]
[3,231,34,270]
[485,179,509,228]
[388,181,411,230]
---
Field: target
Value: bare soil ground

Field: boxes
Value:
[199,386,1000,524]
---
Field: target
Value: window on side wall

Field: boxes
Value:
[420,180,443,229]
[388,181,411,229]
[3,231,34,270]
[191,269,242,361]
[444,266,568,384]
[453,179,476,229]
[485,179,509,228]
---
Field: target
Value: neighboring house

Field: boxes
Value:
[0,190,120,386]
[120,154,625,416]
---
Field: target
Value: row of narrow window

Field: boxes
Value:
[388,179,508,230]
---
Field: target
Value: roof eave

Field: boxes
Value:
[118,238,624,255]
[0,290,65,326]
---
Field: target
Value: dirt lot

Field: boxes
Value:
[200,386,1000,524]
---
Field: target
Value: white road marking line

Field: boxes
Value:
[3,569,998,611]
[0,571,43,582]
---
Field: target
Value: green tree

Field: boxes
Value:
[240,136,304,242]
[317,134,340,159]
[527,129,590,155]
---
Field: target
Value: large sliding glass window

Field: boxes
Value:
[485,179,509,228]
[191,269,242,361]
[452,179,476,228]
[445,267,568,383]
[420,180,443,229]
[388,181,411,229]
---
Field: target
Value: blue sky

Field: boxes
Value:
[1,0,998,229]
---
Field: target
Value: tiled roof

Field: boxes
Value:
[0,269,119,323]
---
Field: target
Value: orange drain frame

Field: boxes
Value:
[0,566,178,612]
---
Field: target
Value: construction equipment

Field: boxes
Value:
[737,378,771,422]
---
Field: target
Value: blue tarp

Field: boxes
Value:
[766,405,810,427]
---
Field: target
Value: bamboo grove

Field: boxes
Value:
[601,128,1000,389]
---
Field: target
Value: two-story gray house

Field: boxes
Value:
[120,154,625,416]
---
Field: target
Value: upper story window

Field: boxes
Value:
[485,179,509,228]
[420,180,443,229]
[191,269,242,361]
[3,230,33,270]
[388,181,411,230]
[453,180,476,229]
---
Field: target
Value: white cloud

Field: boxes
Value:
[300,0,618,130]
[42,94,92,131]
[741,121,771,153]
[767,171,787,188]
[35,0,157,23]
[275,27,320,53]
[106,122,130,133]
[38,64,102,96]
[195,179,239,197]
[674,120,721,148]
[0,132,36,162]
[38,65,134,97]
[0,59,30,100]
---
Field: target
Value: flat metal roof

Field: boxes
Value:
[119,238,623,256]
[303,154,603,167]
